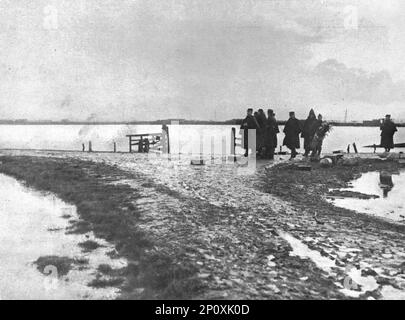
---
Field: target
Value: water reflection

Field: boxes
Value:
[330,171,405,222]
[379,171,394,198]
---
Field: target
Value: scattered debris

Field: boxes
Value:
[313,212,325,225]
[342,157,360,167]
[78,240,105,252]
[320,158,333,168]
[191,159,205,166]
[296,164,312,171]
[35,256,76,277]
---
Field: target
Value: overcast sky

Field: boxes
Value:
[0,0,405,121]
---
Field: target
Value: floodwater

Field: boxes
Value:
[330,171,405,222]
[0,174,126,300]
[277,230,380,298]
[0,124,403,154]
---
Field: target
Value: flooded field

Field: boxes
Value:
[330,171,405,222]
[0,124,404,154]
[0,174,126,300]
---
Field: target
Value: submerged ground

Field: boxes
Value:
[0,150,404,299]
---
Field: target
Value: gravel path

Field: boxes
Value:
[1,150,404,299]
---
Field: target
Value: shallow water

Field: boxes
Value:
[0,174,126,300]
[0,124,403,154]
[277,230,336,273]
[331,171,405,222]
[277,230,401,298]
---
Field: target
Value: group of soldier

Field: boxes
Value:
[240,108,326,160]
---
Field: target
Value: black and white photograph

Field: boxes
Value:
[0,0,404,304]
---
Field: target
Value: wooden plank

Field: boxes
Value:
[364,143,405,148]
[126,133,162,138]
[191,159,205,165]
[129,141,160,146]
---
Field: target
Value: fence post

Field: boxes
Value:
[353,143,358,154]
[138,138,144,153]
[200,134,203,159]
[162,125,170,154]
[211,136,215,164]
[231,128,236,162]
[82,143,85,152]
[113,142,116,153]
[222,135,226,163]
[167,127,170,154]
[88,141,92,153]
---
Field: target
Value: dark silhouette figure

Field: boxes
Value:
[255,109,267,156]
[302,109,317,157]
[310,114,325,158]
[379,171,394,198]
[257,109,267,129]
[380,115,398,152]
[283,111,302,159]
[264,109,279,160]
[240,108,259,157]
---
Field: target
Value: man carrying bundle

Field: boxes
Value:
[302,109,317,157]
[310,114,332,159]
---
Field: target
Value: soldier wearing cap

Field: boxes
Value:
[264,109,279,160]
[240,108,259,157]
[283,111,302,159]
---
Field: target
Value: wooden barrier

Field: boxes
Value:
[353,143,358,154]
[126,126,170,154]
[231,127,243,161]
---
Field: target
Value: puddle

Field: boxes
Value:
[329,171,405,222]
[339,266,379,298]
[380,286,405,300]
[0,174,126,300]
[277,230,336,274]
[277,230,385,298]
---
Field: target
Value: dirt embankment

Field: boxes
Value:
[0,154,352,300]
[259,157,405,299]
[1,154,404,299]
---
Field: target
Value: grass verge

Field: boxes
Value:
[0,155,202,299]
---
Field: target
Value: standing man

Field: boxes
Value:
[380,114,398,152]
[256,109,267,157]
[264,109,279,160]
[310,114,331,159]
[257,109,267,128]
[283,111,302,159]
[240,108,259,157]
[302,109,317,157]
